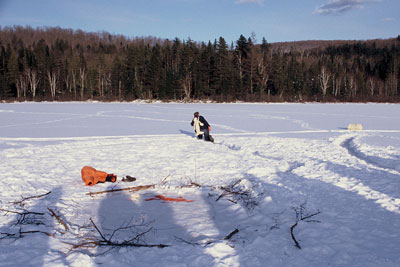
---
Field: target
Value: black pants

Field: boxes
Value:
[198,128,211,141]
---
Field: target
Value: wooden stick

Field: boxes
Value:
[87,184,155,196]
[48,208,69,231]
[9,191,51,205]
[290,222,301,249]
[88,218,168,248]
[290,209,321,249]
[0,208,44,216]
[90,218,108,242]
[224,228,239,240]
[159,175,170,185]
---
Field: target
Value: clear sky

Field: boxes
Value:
[0,0,399,44]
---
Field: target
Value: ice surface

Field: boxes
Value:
[0,102,399,266]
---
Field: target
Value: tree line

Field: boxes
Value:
[1,26,399,102]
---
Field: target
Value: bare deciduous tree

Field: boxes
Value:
[349,75,357,98]
[367,77,376,96]
[26,68,39,99]
[319,66,331,98]
[72,70,77,99]
[332,76,341,97]
[182,72,192,101]
[16,74,27,100]
[79,67,87,100]
[47,70,58,99]
[256,52,270,96]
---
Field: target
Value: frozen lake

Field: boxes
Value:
[0,102,399,267]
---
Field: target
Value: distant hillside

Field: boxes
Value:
[1,25,399,103]
[270,37,400,52]
[1,25,398,52]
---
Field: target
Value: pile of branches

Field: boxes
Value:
[1,179,322,253]
[68,218,168,250]
[0,190,168,252]
[0,191,53,239]
[215,179,262,211]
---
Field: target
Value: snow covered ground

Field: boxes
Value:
[0,102,399,267]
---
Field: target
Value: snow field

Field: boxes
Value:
[0,102,400,266]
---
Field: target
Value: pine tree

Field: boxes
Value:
[145,44,162,99]
[0,46,11,99]
[215,37,231,99]
[6,46,19,98]
[111,55,123,99]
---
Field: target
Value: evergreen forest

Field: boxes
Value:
[1,26,399,102]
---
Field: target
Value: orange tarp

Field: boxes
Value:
[81,166,109,186]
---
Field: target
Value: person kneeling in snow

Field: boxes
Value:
[81,166,117,186]
[191,111,213,142]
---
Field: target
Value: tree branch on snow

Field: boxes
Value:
[178,176,202,188]
[216,179,261,211]
[290,202,321,249]
[175,228,240,247]
[223,228,239,240]
[67,218,168,250]
[216,179,243,201]
[158,175,171,185]
[174,236,204,246]
[175,235,221,247]
[8,191,51,206]
[87,178,201,197]
[48,208,69,232]
[190,182,201,187]
[90,218,108,241]
[0,208,46,226]
[0,196,54,239]
[290,222,302,249]
[177,180,202,189]
[0,206,54,240]
[0,226,54,240]
[0,207,23,215]
[86,184,155,196]
[158,175,201,189]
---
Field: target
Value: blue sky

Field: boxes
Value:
[0,0,399,44]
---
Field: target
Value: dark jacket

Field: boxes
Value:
[191,115,210,130]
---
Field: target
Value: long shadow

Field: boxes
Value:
[179,129,195,137]
[95,185,204,265]
[45,186,71,266]
[183,186,238,265]
[199,160,400,266]
[255,166,400,265]
[0,186,69,266]
[199,173,298,266]
[96,185,149,256]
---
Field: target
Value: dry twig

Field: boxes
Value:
[81,218,169,248]
[86,184,155,196]
[159,175,170,185]
[290,203,321,249]
[48,208,69,231]
[224,228,239,240]
[215,179,260,211]
[9,191,51,206]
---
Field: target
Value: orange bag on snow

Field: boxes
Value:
[81,166,116,186]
